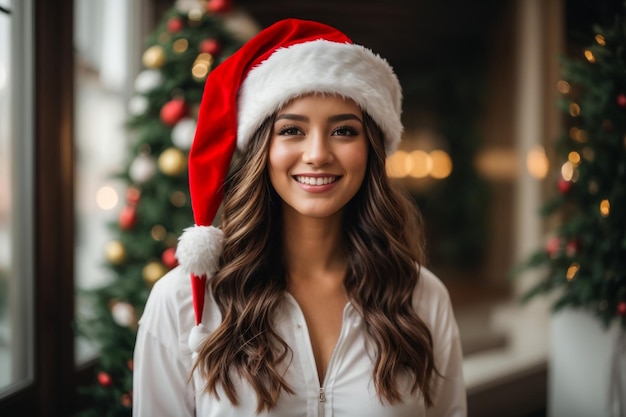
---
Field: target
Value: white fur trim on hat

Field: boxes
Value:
[175,225,224,277]
[237,40,403,155]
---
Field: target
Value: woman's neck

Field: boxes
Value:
[281,207,347,285]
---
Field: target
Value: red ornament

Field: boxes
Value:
[118,205,137,230]
[160,98,188,126]
[557,177,572,195]
[98,371,113,387]
[121,393,132,407]
[546,236,561,258]
[618,301,626,316]
[167,17,184,33]
[200,38,221,56]
[127,359,134,371]
[126,187,141,205]
[565,239,578,257]
[617,93,626,108]
[207,0,232,13]
[162,247,179,269]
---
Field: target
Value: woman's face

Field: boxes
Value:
[268,94,368,220]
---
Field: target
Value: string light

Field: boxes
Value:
[595,34,606,46]
[556,80,570,94]
[566,263,579,281]
[386,149,452,180]
[569,103,581,117]
[430,150,453,179]
[569,127,588,143]
[568,151,581,166]
[408,150,431,178]
[584,50,596,63]
[561,161,574,181]
[527,146,549,179]
[600,199,610,217]
[96,186,119,210]
[386,150,409,178]
[582,147,594,161]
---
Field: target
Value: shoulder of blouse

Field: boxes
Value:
[138,265,197,358]
[412,265,458,347]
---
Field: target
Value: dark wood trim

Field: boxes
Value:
[33,0,75,415]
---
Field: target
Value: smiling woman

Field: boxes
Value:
[133,18,466,417]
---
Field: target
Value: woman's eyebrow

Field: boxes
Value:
[275,114,308,122]
[328,114,362,123]
[275,113,362,123]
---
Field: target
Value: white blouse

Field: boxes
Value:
[132,266,467,417]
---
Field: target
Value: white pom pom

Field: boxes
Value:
[171,117,197,150]
[176,225,224,276]
[188,324,211,352]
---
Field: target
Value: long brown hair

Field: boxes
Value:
[192,113,437,412]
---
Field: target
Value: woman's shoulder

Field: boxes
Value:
[412,265,458,338]
[138,266,197,353]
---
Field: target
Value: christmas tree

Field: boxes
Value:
[77,1,242,415]
[519,10,626,329]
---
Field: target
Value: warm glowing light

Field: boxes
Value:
[568,151,581,166]
[173,39,189,53]
[96,186,119,210]
[566,263,579,281]
[595,34,606,46]
[584,50,596,63]
[386,150,410,178]
[196,53,214,64]
[561,161,574,181]
[192,62,210,79]
[600,199,610,217]
[569,127,588,143]
[170,191,186,207]
[556,80,570,94]
[408,150,432,178]
[151,224,167,241]
[527,146,549,179]
[569,103,581,117]
[430,150,452,179]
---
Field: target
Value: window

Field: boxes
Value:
[0,0,35,399]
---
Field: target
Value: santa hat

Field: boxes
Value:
[175,18,403,350]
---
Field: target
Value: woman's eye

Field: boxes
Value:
[277,126,302,136]
[333,126,359,136]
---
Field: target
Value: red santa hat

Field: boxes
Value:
[175,18,403,349]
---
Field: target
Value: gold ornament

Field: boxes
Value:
[158,147,187,176]
[173,38,189,54]
[143,261,168,286]
[151,224,167,241]
[105,240,126,264]
[142,45,166,68]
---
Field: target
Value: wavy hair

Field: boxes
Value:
[192,113,437,412]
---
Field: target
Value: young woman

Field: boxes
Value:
[133,18,466,417]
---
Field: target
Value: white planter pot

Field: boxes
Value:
[549,308,625,417]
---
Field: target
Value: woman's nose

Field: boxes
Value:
[302,133,333,166]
